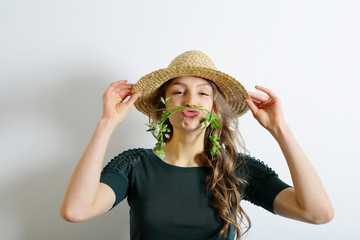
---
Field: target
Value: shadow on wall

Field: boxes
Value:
[0,66,147,240]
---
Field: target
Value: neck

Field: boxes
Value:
[163,129,207,167]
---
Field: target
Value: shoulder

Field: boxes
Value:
[115,148,148,161]
[100,148,150,208]
[235,153,278,181]
[102,148,149,177]
[235,153,291,212]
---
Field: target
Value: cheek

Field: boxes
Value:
[166,100,178,110]
[167,113,179,127]
[166,97,182,108]
[207,101,214,111]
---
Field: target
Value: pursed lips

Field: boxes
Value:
[181,109,200,117]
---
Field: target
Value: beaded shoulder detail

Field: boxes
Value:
[102,148,147,181]
[236,153,278,180]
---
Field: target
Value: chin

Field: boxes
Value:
[182,121,203,131]
[171,116,204,132]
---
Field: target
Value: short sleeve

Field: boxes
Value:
[236,153,291,213]
[100,148,145,208]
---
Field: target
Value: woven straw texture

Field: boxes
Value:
[132,50,249,117]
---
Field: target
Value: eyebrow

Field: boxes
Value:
[171,82,212,88]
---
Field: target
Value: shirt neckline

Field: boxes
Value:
[146,148,210,174]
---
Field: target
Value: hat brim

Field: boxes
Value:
[132,65,249,117]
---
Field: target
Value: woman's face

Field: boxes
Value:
[164,76,214,132]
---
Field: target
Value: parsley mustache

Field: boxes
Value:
[146,97,221,159]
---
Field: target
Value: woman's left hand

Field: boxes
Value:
[244,85,286,134]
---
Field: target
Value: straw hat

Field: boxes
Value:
[132,50,249,117]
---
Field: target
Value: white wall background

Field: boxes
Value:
[1,0,358,239]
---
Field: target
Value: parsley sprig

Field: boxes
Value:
[146,97,221,159]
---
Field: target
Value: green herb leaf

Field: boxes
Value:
[146,128,155,132]
[210,146,217,157]
[160,97,166,105]
[156,149,165,159]
[205,112,211,120]
[211,120,221,130]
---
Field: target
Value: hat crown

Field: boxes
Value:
[168,50,217,70]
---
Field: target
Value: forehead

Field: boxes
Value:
[167,76,212,88]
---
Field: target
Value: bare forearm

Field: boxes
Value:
[60,118,115,216]
[245,86,333,223]
[271,122,333,218]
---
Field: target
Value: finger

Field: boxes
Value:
[113,84,134,94]
[110,80,127,86]
[115,88,134,100]
[113,84,134,91]
[249,97,262,105]
[247,91,268,102]
[247,93,265,105]
[244,98,258,115]
[125,92,142,106]
[255,85,278,99]
[249,96,265,105]
[257,100,273,109]
[112,84,134,97]
[108,80,129,90]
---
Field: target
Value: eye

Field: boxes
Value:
[200,92,209,96]
[174,91,184,95]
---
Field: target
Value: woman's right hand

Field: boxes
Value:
[101,80,141,128]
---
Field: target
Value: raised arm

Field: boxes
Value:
[244,85,334,224]
[60,80,141,222]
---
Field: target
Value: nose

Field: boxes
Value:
[184,92,197,107]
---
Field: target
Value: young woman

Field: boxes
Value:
[60,51,334,240]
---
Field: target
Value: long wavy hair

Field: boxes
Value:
[148,78,251,239]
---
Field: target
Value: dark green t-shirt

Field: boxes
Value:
[100,148,290,240]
